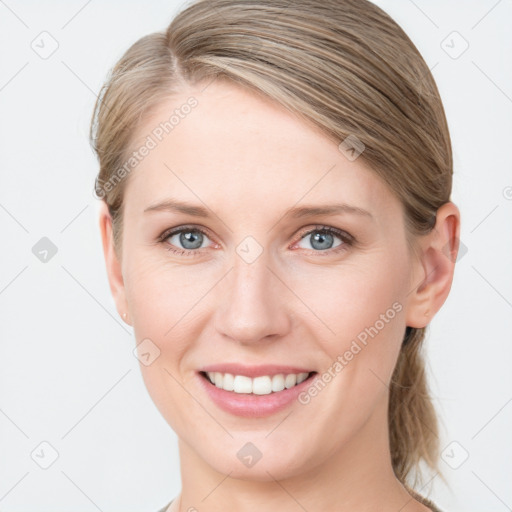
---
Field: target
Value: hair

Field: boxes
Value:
[90,0,452,491]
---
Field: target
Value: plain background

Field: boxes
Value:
[0,0,511,510]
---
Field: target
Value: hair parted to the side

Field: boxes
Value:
[90,0,452,489]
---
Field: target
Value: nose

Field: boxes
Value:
[213,249,292,345]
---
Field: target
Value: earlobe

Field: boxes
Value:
[98,201,131,325]
[405,201,461,329]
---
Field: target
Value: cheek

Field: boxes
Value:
[290,254,408,403]
[124,255,225,388]
[123,257,209,422]
[289,254,408,343]
[125,254,213,331]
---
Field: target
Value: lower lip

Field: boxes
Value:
[197,371,317,418]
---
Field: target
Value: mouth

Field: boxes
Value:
[198,370,318,395]
[195,362,319,417]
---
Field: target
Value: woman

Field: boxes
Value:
[90,1,460,510]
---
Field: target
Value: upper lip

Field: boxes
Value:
[198,363,315,379]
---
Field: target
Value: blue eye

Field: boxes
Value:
[295,226,353,255]
[159,226,212,257]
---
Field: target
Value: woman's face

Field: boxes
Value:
[106,79,425,480]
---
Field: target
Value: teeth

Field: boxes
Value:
[285,374,297,389]
[205,371,311,395]
[222,372,234,391]
[234,375,253,394]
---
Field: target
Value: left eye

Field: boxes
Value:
[295,227,348,252]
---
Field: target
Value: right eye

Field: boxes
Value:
[158,226,215,256]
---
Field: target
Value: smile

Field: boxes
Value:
[197,370,318,418]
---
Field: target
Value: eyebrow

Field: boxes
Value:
[143,198,373,220]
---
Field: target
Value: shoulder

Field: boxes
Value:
[155,495,448,512]
[156,500,173,512]
[408,488,445,512]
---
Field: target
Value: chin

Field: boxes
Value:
[195,434,319,482]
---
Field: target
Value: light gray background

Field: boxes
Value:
[0,1,511,511]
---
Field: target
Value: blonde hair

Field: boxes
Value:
[90,0,452,489]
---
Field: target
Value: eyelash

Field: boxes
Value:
[157,225,355,258]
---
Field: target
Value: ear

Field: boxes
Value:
[98,201,131,326]
[405,201,461,328]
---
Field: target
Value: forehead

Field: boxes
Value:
[122,79,399,221]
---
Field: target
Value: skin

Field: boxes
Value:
[99,79,460,512]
